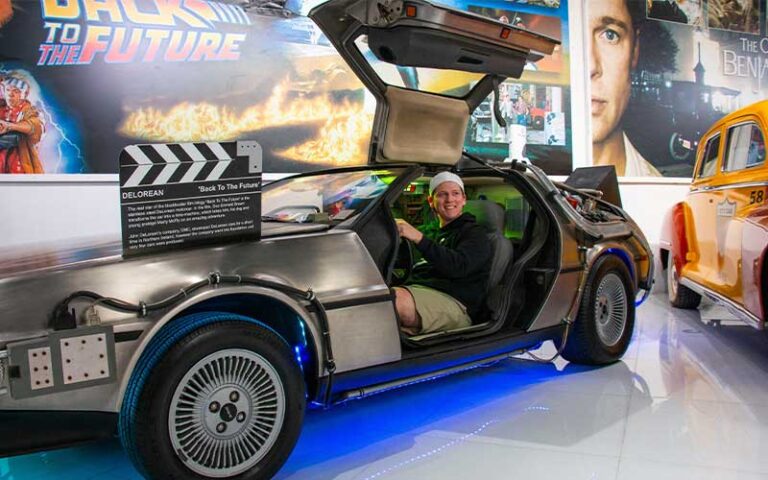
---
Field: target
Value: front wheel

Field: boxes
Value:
[666,254,701,309]
[121,316,305,479]
[559,255,635,365]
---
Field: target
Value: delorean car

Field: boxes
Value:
[0,0,653,478]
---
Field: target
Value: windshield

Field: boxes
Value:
[262,168,406,223]
[354,35,483,98]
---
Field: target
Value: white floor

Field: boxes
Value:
[4,292,768,479]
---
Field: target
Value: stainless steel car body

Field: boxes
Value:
[0,163,653,414]
[0,226,401,411]
[0,0,653,470]
[513,166,653,331]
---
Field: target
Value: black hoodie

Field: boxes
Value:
[411,212,492,320]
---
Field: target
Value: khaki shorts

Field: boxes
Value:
[404,285,471,334]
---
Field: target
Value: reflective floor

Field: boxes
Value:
[4,293,768,479]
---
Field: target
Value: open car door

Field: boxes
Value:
[309,0,560,166]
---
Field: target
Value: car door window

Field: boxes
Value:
[697,134,720,179]
[723,123,766,172]
[262,168,405,223]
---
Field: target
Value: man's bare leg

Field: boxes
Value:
[394,287,421,335]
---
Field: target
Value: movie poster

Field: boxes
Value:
[0,0,570,175]
[0,0,367,174]
[456,0,572,175]
[588,0,768,178]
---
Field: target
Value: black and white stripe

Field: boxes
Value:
[121,142,238,187]
[209,2,252,25]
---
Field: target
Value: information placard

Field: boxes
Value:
[119,141,262,256]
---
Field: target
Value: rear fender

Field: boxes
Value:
[585,244,638,290]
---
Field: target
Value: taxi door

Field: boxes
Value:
[684,130,723,288]
[711,116,767,304]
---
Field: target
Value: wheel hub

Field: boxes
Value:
[220,403,237,422]
[201,386,251,439]
[169,349,286,478]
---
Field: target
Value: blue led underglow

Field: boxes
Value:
[277,359,569,476]
[605,248,634,279]
[341,362,489,404]
[527,342,543,352]
[292,318,311,373]
[294,345,305,373]
[298,319,308,345]
[635,288,652,307]
[0,354,577,478]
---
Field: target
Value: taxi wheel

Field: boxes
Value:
[666,254,701,309]
[559,255,634,365]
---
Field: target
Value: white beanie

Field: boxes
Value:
[429,171,464,195]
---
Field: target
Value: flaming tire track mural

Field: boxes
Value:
[120,78,373,167]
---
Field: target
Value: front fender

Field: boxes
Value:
[585,244,639,291]
[660,201,695,274]
[115,285,321,411]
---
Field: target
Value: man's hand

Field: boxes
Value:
[0,121,8,135]
[395,218,423,244]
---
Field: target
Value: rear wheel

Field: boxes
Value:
[560,255,635,365]
[666,254,701,309]
[120,315,305,479]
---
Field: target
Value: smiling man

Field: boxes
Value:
[394,172,492,335]
[589,0,661,177]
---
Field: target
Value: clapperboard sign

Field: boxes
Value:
[119,141,262,256]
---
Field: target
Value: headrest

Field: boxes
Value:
[464,199,504,233]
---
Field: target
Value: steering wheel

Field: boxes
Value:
[391,237,415,286]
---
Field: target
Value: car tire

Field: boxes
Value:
[120,313,305,480]
[666,254,701,309]
[559,255,635,365]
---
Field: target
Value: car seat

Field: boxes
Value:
[402,200,516,345]
[463,200,513,296]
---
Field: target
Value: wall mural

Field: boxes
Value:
[589,0,768,177]
[0,0,569,175]
[462,2,571,175]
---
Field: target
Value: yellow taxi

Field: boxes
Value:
[660,100,768,328]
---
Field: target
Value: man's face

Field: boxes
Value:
[430,181,466,224]
[4,86,22,107]
[588,0,638,143]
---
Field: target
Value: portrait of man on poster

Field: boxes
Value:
[588,0,662,177]
[0,74,44,174]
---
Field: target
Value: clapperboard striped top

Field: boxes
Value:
[121,142,241,187]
